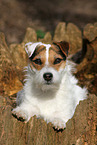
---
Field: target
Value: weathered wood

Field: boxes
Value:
[0,94,96,145]
[23,27,37,43]
[83,22,97,42]
[53,22,82,55]
[38,32,52,44]
[0,33,23,96]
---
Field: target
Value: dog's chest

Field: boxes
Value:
[39,99,57,115]
[34,88,67,116]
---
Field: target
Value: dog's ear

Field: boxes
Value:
[25,42,35,57]
[53,41,70,57]
[25,42,44,57]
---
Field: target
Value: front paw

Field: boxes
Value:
[12,107,30,122]
[51,118,66,130]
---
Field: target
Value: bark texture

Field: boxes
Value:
[0,22,97,145]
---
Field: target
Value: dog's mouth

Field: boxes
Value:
[44,81,53,85]
[41,81,56,91]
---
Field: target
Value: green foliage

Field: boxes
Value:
[36,30,46,39]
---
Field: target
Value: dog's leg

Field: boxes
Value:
[52,118,66,130]
[47,118,66,130]
[12,103,38,122]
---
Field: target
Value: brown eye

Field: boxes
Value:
[33,58,42,65]
[54,58,62,64]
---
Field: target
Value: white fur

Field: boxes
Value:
[45,44,51,65]
[12,42,87,129]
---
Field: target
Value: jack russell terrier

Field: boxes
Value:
[12,41,87,130]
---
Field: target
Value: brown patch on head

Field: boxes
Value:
[29,45,46,70]
[49,44,66,71]
[53,41,70,57]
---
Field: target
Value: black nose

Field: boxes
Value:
[43,73,53,82]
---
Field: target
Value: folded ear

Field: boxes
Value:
[25,42,43,57]
[53,41,70,57]
[25,42,35,57]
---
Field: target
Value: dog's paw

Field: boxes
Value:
[52,118,66,130]
[12,107,30,122]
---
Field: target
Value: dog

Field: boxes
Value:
[12,41,87,130]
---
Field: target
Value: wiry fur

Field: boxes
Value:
[12,42,87,129]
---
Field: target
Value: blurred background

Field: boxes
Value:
[0,0,97,44]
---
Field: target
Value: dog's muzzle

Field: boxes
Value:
[43,73,53,83]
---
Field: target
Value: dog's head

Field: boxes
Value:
[25,41,69,90]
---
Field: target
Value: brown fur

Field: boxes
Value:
[29,45,46,71]
[49,45,66,71]
[29,44,66,71]
[53,41,69,57]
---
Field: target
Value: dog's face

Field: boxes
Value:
[25,41,69,90]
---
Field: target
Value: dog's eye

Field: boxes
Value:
[33,59,42,65]
[54,58,62,64]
